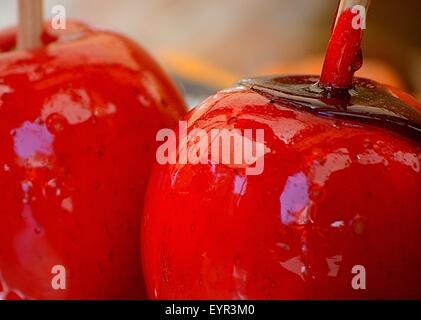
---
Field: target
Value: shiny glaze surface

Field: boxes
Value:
[241,76,421,140]
[142,82,421,299]
[320,6,364,89]
[0,22,185,299]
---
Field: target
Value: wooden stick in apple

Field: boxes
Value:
[319,0,371,89]
[17,0,44,50]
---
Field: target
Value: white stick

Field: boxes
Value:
[17,0,44,50]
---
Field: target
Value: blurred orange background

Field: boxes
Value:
[1,0,420,104]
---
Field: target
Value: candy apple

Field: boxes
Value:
[141,1,421,299]
[0,21,186,299]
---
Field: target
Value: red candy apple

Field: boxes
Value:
[141,1,421,299]
[0,21,185,299]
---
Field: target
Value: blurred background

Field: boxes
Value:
[1,0,420,106]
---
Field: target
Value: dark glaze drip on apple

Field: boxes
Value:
[240,75,421,142]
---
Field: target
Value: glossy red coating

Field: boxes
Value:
[0,21,186,299]
[142,85,421,299]
[320,7,364,89]
[0,27,15,52]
